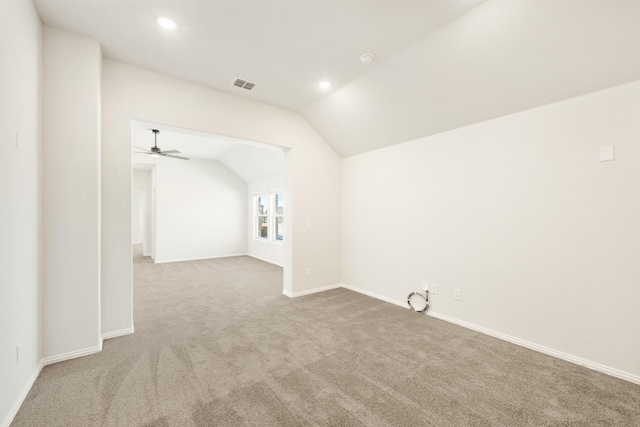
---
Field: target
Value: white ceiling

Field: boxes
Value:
[33,0,640,158]
[303,0,640,157]
[32,0,484,111]
[132,121,285,183]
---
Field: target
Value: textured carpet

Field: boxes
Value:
[12,246,640,426]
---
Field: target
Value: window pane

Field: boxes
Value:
[275,193,284,214]
[258,215,268,239]
[257,194,268,215]
[275,217,284,241]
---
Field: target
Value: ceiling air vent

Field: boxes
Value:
[232,78,257,91]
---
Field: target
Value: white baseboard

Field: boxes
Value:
[2,331,135,427]
[2,331,134,427]
[1,361,44,427]
[154,253,247,264]
[4,283,636,427]
[338,282,640,385]
[341,284,408,309]
[101,326,134,341]
[41,344,102,367]
[282,283,343,298]
[246,254,283,267]
[426,310,640,385]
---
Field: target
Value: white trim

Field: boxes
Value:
[154,253,247,264]
[253,192,269,241]
[426,311,640,385]
[338,282,640,385]
[41,344,102,367]
[247,254,283,267]
[282,283,343,298]
[1,361,44,427]
[270,189,284,244]
[341,283,407,308]
[252,189,285,242]
[101,326,134,341]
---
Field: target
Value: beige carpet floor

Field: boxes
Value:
[12,246,640,426]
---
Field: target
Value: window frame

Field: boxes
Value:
[271,191,284,243]
[253,189,284,244]
[254,192,269,241]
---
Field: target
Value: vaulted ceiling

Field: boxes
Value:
[303,0,640,156]
[131,121,285,183]
[34,0,640,157]
[33,0,483,110]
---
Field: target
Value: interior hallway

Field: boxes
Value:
[11,247,640,426]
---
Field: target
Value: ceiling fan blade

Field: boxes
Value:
[133,151,150,154]
[162,154,190,161]
[134,146,150,152]
[160,150,180,154]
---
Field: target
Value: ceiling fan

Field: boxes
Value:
[135,129,190,160]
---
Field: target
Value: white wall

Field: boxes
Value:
[153,158,247,263]
[131,192,145,244]
[42,27,102,359]
[0,1,42,425]
[132,169,152,256]
[342,80,640,379]
[248,174,285,266]
[101,59,341,335]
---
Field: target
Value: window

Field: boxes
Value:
[254,191,284,242]
[256,194,269,239]
[273,192,284,241]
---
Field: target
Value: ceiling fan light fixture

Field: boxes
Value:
[139,129,189,161]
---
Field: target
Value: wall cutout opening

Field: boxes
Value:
[130,119,291,312]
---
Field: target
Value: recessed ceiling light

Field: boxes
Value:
[318,81,331,90]
[157,17,177,30]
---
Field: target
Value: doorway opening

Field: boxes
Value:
[130,120,290,297]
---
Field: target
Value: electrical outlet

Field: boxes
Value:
[421,282,429,291]
[306,268,312,277]
[454,288,461,300]
[430,283,438,294]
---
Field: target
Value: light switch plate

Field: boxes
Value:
[599,145,615,162]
